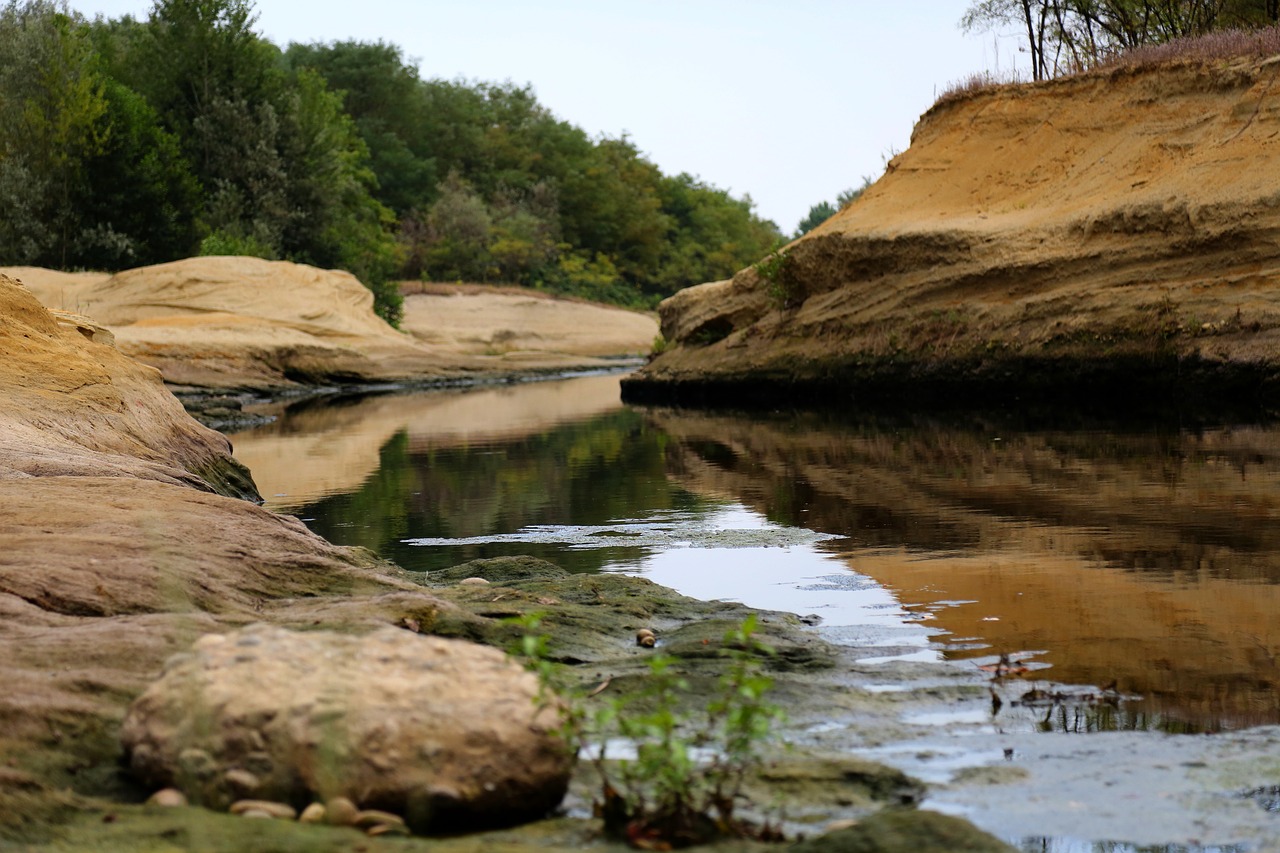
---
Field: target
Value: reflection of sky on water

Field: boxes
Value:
[404,501,938,655]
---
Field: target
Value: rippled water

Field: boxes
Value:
[229,372,1280,734]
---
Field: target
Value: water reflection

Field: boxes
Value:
[650,407,1280,732]
[228,376,1280,732]
[1015,840,1247,852]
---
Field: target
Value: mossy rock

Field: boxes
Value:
[428,556,570,584]
[661,618,838,672]
[790,808,1015,853]
[425,570,839,676]
[752,757,924,809]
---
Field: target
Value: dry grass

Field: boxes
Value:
[934,69,1028,105]
[1098,25,1280,70]
[935,24,1280,107]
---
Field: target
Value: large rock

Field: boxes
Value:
[625,57,1280,409]
[0,274,254,497]
[0,272,470,842]
[48,256,460,389]
[120,624,572,833]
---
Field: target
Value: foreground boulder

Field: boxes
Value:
[625,55,1280,411]
[120,624,572,833]
[0,273,474,844]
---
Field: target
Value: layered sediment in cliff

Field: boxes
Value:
[624,57,1280,410]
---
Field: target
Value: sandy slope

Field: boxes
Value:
[627,56,1280,407]
[402,286,658,360]
[4,259,656,390]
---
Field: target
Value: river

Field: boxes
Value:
[228,372,1280,737]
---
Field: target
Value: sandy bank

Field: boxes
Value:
[625,56,1280,410]
[5,259,656,392]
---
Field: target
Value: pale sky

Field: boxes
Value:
[73,0,1026,233]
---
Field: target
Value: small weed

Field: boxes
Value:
[650,334,668,358]
[754,250,798,309]
[511,613,786,848]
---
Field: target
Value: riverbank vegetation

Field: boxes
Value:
[0,0,781,321]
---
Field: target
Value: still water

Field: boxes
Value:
[229,372,1280,734]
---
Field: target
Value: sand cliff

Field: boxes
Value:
[625,56,1280,409]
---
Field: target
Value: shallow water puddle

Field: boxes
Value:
[405,501,936,639]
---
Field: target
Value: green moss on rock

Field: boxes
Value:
[790,808,1015,853]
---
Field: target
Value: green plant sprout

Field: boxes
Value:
[510,613,785,848]
[754,249,797,309]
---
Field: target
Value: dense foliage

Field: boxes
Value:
[0,0,781,319]
[962,0,1280,80]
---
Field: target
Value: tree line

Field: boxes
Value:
[0,0,782,321]
[963,0,1280,80]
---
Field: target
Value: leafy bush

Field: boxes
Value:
[197,229,275,259]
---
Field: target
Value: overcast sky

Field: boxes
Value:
[73,0,1025,233]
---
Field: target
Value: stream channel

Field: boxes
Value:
[227,370,1280,852]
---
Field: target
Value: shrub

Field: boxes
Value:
[514,614,785,848]
[754,249,798,309]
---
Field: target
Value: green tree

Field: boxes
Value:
[795,201,837,238]
[656,173,780,292]
[0,1,107,266]
[104,1,402,319]
[129,0,275,143]
[421,171,494,282]
[275,66,402,322]
[488,180,561,283]
[76,79,201,267]
[794,179,871,238]
[282,40,436,214]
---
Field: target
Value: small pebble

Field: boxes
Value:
[366,822,411,837]
[229,799,297,820]
[824,818,859,832]
[325,796,359,826]
[459,577,490,586]
[299,802,327,824]
[239,809,275,819]
[224,768,260,794]
[146,788,188,808]
[354,809,406,829]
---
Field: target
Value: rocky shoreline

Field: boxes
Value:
[0,272,1019,851]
